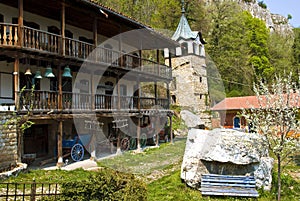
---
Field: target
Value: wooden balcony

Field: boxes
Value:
[18,90,169,113]
[0,23,171,79]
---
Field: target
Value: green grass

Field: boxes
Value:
[97,137,186,176]
[1,168,93,183]
[1,136,299,201]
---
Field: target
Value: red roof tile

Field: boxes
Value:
[211,94,300,111]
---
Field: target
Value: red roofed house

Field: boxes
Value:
[211,94,300,130]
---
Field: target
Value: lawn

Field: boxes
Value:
[1,136,299,200]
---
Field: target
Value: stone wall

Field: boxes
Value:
[171,55,212,128]
[0,113,18,171]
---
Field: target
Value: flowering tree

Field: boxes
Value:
[243,74,300,201]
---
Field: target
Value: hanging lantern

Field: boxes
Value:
[25,68,32,75]
[44,65,55,78]
[62,66,72,78]
[34,70,42,79]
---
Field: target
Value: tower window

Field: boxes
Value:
[181,42,188,56]
[200,77,202,83]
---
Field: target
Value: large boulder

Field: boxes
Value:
[181,128,273,190]
[180,110,204,129]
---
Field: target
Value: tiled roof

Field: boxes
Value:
[211,94,300,111]
[172,14,198,41]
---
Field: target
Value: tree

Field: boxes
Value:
[243,73,300,201]
[268,32,294,76]
[292,28,300,73]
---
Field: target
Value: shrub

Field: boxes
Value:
[258,1,267,9]
[42,168,147,201]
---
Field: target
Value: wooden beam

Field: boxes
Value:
[18,0,23,46]
[56,120,64,167]
[93,17,97,46]
[14,58,19,107]
[61,1,65,56]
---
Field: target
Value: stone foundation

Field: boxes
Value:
[0,113,18,172]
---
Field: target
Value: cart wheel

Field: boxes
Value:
[71,143,84,161]
[140,133,147,148]
[121,137,130,151]
[129,138,137,150]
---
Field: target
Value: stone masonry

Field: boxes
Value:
[170,55,211,128]
[0,113,18,171]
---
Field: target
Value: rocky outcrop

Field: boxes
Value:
[238,0,293,35]
[180,110,204,128]
[181,128,273,190]
[205,0,294,35]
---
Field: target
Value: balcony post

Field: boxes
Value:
[166,82,170,109]
[154,81,158,106]
[168,112,174,144]
[57,120,64,167]
[18,0,23,46]
[91,73,95,110]
[57,65,63,167]
[93,17,97,46]
[61,1,65,56]
[156,49,160,76]
[117,73,120,110]
[14,58,20,109]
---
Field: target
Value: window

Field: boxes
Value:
[199,77,202,83]
[181,42,188,56]
[193,43,198,54]
[0,72,13,99]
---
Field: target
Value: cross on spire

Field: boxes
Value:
[181,0,185,14]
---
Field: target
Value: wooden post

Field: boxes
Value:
[117,74,120,110]
[91,73,95,110]
[93,18,97,46]
[154,81,158,106]
[166,82,170,109]
[136,115,141,152]
[157,49,160,75]
[155,116,159,146]
[61,1,65,56]
[14,58,20,108]
[93,17,97,62]
[169,113,174,144]
[58,66,62,110]
[57,120,64,167]
[18,0,23,46]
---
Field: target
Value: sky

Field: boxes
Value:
[263,0,300,28]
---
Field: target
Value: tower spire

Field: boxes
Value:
[181,0,185,14]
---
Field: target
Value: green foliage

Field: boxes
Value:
[170,105,187,131]
[287,14,292,20]
[147,170,202,201]
[258,1,267,9]
[259,171,300,200]
[293,28,300,67]
[57,168,147,201]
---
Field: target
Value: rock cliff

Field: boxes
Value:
[238,0,294,35]
[205,0,294,35]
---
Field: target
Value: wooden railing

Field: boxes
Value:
[18,90,169,112]
[19,90,58,111]
[0,23,172,79]
[0,23,19,46]
[23,26,60,54]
